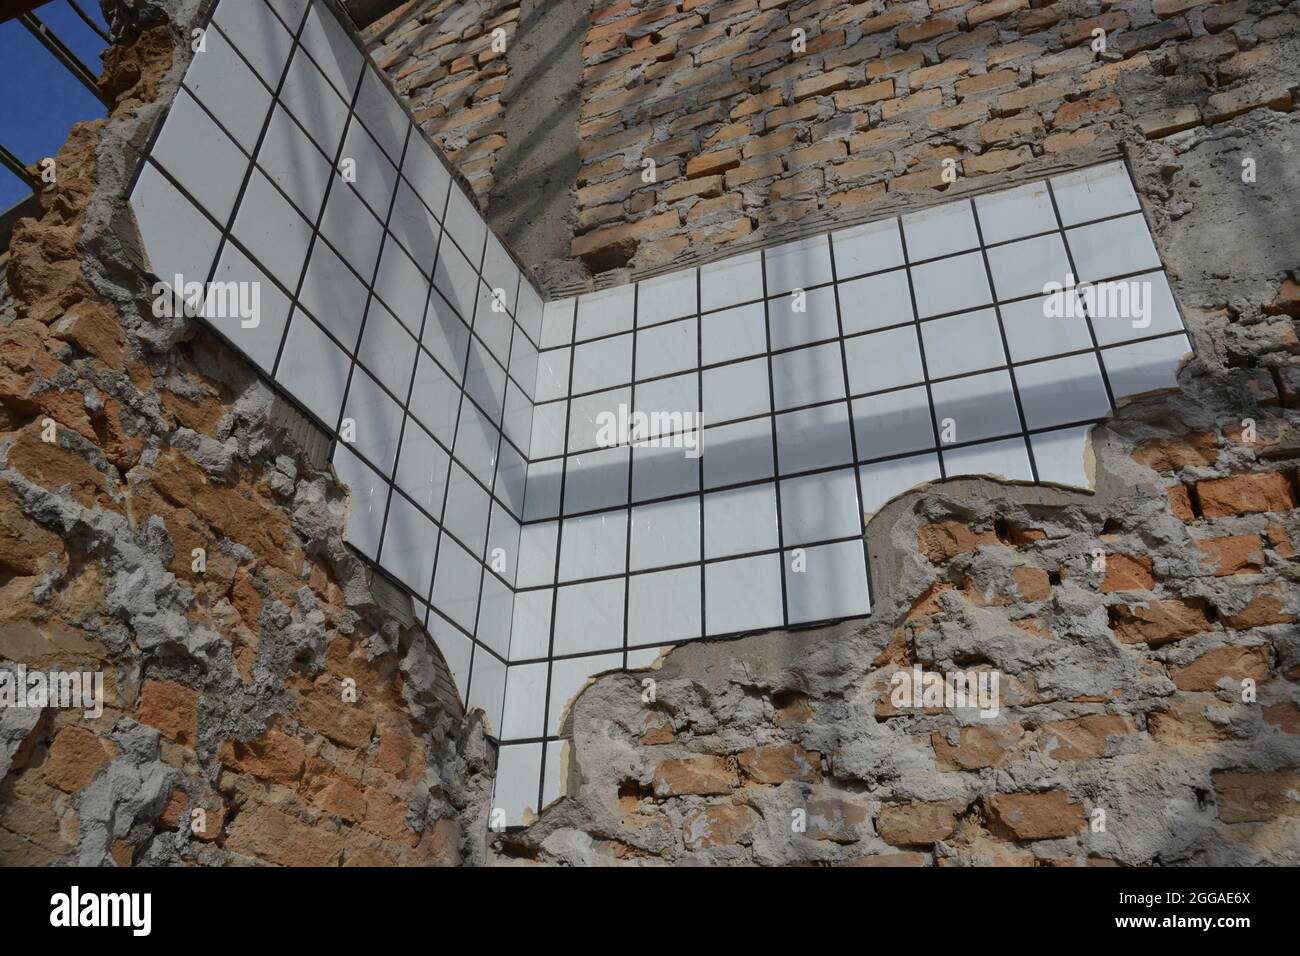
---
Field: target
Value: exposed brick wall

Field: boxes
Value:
[0,9,492,866]
[367,0,522,199]
[568,0,1298,278]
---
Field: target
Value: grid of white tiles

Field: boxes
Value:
[127,0,1191,826]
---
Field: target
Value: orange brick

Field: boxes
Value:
[1196,472,1296,517]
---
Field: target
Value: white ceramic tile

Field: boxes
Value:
[486,502,521,586]
[1000,293,1093,363]
[203,243,292,372]
[277,46,350,157]
[501,381,532,452]
[212,0,296,87]
[775,402,854,473]
[152,88,252,227]
[630,497,700,571]
[389,178,442,275]
[516,283,545,345]
[231,169,314,291]
[496,440,528,516]
[430,536,482,632]
[379,491,439,594]
[275,311,350,425]
[700,250,763,312]
[626,646,668,668]
[838,268,914,334]
[402,130,452,219]
[636,317,697,379]
[851,386,935,460]
[541,298,576,348]
[394,420,449,516]
[784,539,871,624]
[443,464,491,557]
[701,301,766,364]
[476,572,514,659]
[473,285,513,366]
[1087,270,1184,346]
[563,446,629,512]
[509,333,538,398]
[576,285,635,340]
[341,367,403,475]
[920,309,1005,379]
[481,234,520,316]
[517,521,559,588]
[910,251,992,318]
[542,741,565,809]
[628,567,701,645]
[552,579,625,656]
[501,662,548,739]
[548,652,622,734]
[297,0,364,98]
[703,358,770,423]
[767,285,840,351]
[523,458,563,520]
[432,237,478,322]
[467,649,506,736]
[1031,425,1093,488]
[779,468,861,546]
[1102,334,1190,399]
[341,119,398,218]
[422,294,470,381]
[559,510,628,581]
[631,440,700,501]
[183,26,272,151]
[831,217,904,279]
[509,588,553,661]
[427,613,471,701]
[704,483,779,558]
[903,200,979,260]
[320,176,384,281]
[974,180,1058,244]
[632,374,698,440]
[858,453,942,516]
[357,299,416,398]
[637,269,698,325]
[131,163,222,290]
[535,348,571,403]
[772,342,845,410]
[1015,353,1111,429]
[572,333,633,394]
[492,742,540,823]
[454,401,500,487]
[255,104,332,222]
[765,235,833,296]
[1066,214,1161,283]
[443,186,487,265]
[331,443,387,560]
[354,66,409,163]
[942,435,1033,481]
[565,388,627,453]
[845,326,924,394]
[704,553,783,636]
[298,239,368,351]
[1051,160,1139,226]
[986,233,1072,301]
[462,337,507,414]
[930,369,1022,444]
[408,350,461,446]
[373,235,429,335]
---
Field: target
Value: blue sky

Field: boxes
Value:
[1,2,109,210]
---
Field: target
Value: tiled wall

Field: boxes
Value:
[129,0,1190,825]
